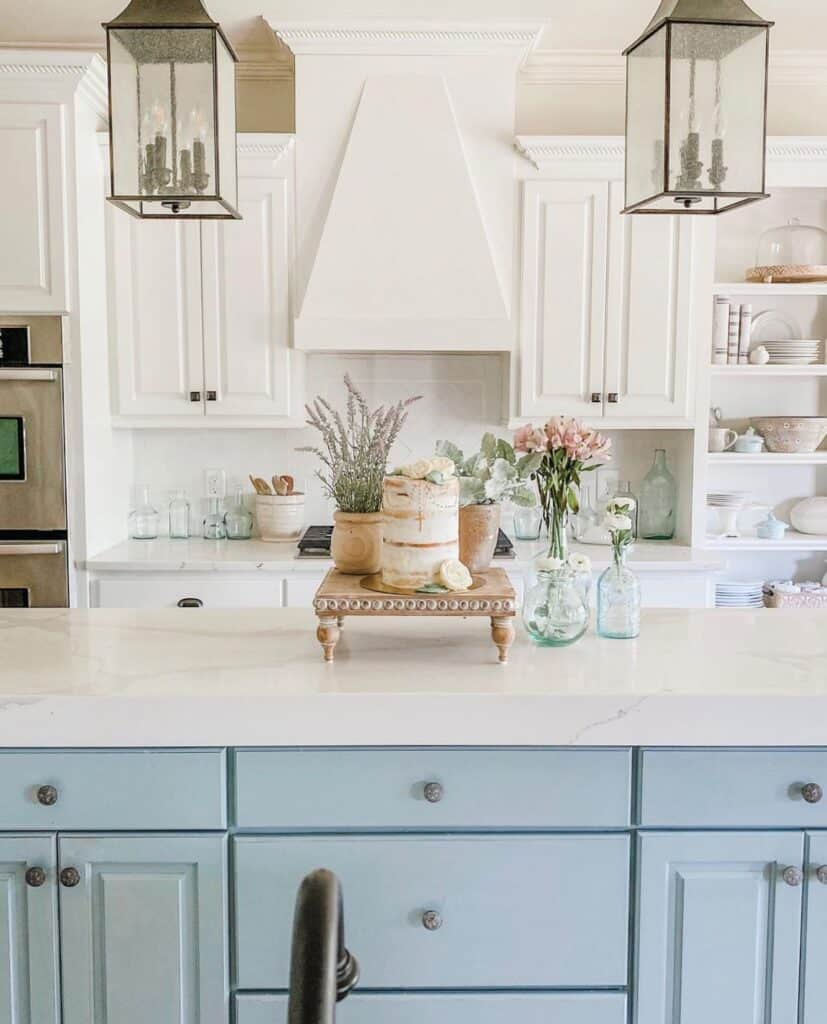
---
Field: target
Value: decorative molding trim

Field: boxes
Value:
[515,135,625,169]
[234,44,293,83]
[237,133,295,161]
[268,20,543,56]
[766,138,827,161]
[0,50,108,119]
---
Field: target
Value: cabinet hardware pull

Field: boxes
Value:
[801,782,823,804]
[781,866,804,887]
[60,867,81,888]
[36,785,58,806]
[607,393,619,403]
[189,391,201,403]
[206,390,217,402]
[25,866,46,888]
[423,782,443,804]
[816,865,827,885]
[177,598,204,608]
[590,392,601,404]
[422,910,443,931]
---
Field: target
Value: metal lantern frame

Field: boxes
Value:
[623,0,773,216]
[103,0,241,220]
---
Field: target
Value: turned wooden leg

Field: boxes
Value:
[317,616,341,662]
[336,616,345,628]
[490,616,515,664]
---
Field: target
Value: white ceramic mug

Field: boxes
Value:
[708,427,738,453]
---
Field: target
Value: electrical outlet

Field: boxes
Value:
[204,468,226,499]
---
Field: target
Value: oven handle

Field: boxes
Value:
[0,369,57,382]
[0,543,62,556]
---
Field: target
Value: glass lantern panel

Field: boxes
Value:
[625,27,667,210]
[108,30,140,197]
[668,22,767,198]
[215,33,238,214]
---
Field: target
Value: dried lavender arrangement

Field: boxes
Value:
[298,374,421,514]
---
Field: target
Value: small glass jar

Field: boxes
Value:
[224,487,253,540]
[168,491,191,540]
[512,504,542,541]
[639,449,677,540]
[597,547,641,639]
[129,485,159,540]
[203,497,227,540]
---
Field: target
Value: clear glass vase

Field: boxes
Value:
[129,485,159,540]
[597,547,641,639]
[224,487,253,540]
[638,449,677,540]
[525,506,588,647]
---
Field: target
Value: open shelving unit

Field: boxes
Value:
[709,364,827,377]
[712,282,827,296]
[706,452,827,466]
[704,532,827,552]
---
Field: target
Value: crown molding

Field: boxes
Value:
[234,44,293,83]
[0,49,108,119]
[236,133,295,161]
[515,135,625,169]
[766,137,827,161]
[268,20,543,56]
[521,48,827,87]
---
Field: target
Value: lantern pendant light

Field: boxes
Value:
[103,0,240,219]
[623,0,773,215]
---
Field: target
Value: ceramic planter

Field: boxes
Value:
[331,510,384,574]
[256,493,305,541]
[459,503,500,573]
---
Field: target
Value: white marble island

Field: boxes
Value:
[0,607,824,747]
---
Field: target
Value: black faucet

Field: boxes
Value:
[287,869,360,1024]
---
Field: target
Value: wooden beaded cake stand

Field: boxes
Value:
[313,567,517,664]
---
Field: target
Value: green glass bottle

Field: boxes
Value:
[638,449,677,540]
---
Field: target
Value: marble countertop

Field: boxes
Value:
[81,537,724,574]
[0,607,823,746]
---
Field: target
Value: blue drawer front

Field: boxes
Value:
[639,749,827,827]
[234,833,630,990]
[236,992,628,1024]
[0,750,226,829]
[233,748,631,829]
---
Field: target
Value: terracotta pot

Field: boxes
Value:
[459,503,500,573]
[256,493,305,541]
[331,510,384,574]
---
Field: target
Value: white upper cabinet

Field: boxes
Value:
[105,135,301,427]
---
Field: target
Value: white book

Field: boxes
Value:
[737,303,753,364]
[712,298,730,365]
[727,304,741,364]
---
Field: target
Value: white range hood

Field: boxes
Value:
[270,21,541,352]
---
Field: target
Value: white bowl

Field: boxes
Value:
[790,496,827,535]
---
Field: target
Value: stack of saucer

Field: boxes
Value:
[707,491,749,509]
[764,339,823,365]
[715,580,765,608]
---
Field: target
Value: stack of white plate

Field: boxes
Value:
[707,491,749,508]
[763,339,823,365]
[715,580,765,608]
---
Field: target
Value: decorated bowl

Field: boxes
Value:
[750,416,827,453]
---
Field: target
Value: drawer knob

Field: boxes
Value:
[782,866,804,887]
[25,866,46,888]
[423,782,443,804]
[816,865,827,885]
[422,910,443,931]
[802,782,823,804]
[590,392,602,404]
[36,785,58,806]
[60,867,81,888]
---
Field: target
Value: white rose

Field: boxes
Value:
[605,513,632,531]
[535,556,564,572]
[430,456,457,477]
[568,552,592,573]
[399,458,433,480]
[438,559,473,591]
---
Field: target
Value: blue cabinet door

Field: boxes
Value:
[0,835,59,1024]
[57,834,228,1024]
[803,833,827,1024]
[636,832,804,1024]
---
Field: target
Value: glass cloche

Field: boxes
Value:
[748,218,827,282]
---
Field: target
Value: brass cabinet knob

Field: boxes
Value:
[189,391,201,403]
[206,390,217,402]
[607,393,619,403]
[422,910,443,931]
[782,866,804,887]
[423,782,443,804]
[802,782,823,804]
[590,392,601,404]
[816,865,827,885]
[60,867,81,888]
[25,866,46,888]
[36,785,58,806]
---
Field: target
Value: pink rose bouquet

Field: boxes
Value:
[514,416,612,560]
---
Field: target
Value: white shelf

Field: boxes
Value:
[704,532,827,551]
[707,452,827,465]
[713,282,827,296]
[710,363,827,377]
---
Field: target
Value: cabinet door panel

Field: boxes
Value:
[0,104,66,312]
[636,832,803,1024]
[106,212,204,417]
[804,832,827,1024]
[604,182,713,422]
[201,176,292,418]
[59,834,227,1024]
[519,181,607,418]
[0,835,59,1024]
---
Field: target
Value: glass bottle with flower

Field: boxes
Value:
[596,498,641,640]
[515,417,611,648]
